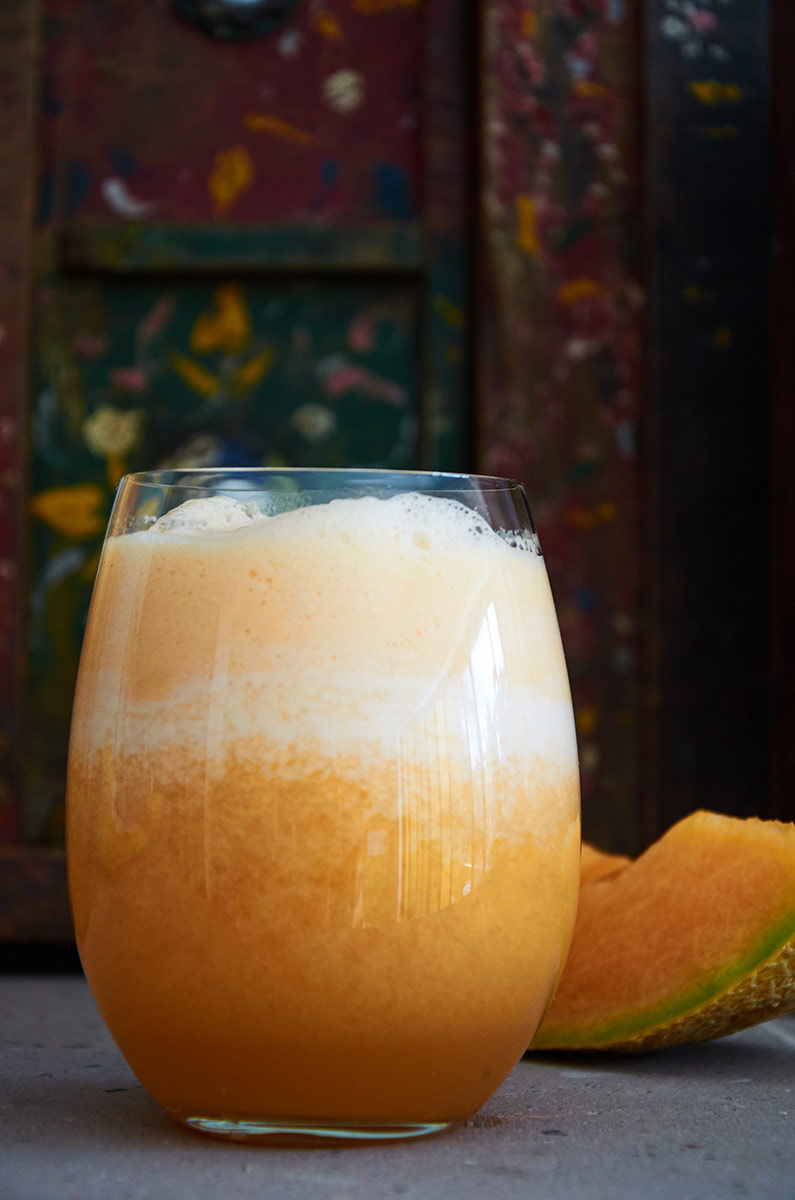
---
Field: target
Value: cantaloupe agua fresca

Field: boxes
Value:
[67,486,580,1137]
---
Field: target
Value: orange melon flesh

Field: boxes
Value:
[532,811,795,1052]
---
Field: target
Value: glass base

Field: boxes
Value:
[178,1114,455,1146]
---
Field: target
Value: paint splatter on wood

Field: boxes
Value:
[480,0,645,848]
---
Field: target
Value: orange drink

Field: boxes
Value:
[67,470,580,1142]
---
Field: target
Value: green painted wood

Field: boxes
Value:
[60,223,423,272]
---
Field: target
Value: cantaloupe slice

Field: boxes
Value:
[532,811,795,1052]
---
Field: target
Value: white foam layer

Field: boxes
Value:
[146,492,529,556]
[74,491,578,797]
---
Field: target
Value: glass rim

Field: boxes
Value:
[120,468,525,494]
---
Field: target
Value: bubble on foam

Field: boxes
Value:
[497,529,542,555]
[392,493,497,548]
[342,493,540,559]
[150,496,267,535]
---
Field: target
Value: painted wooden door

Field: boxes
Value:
[2,0,792,946]
[2,0,472,866]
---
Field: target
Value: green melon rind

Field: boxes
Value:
[532,907,795,1053]
[603,936,795,1053]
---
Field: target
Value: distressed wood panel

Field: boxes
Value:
[40,0,421,228]
[481,0,787,846]
[479,0,645,853]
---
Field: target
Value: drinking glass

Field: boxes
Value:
[67,468,580,1144]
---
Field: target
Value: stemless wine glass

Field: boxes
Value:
[66,468,580,1144]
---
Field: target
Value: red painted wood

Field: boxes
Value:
[479,0,645,852]
[41,0,421,227]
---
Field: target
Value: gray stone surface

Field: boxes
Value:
[1,975,793,1200]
